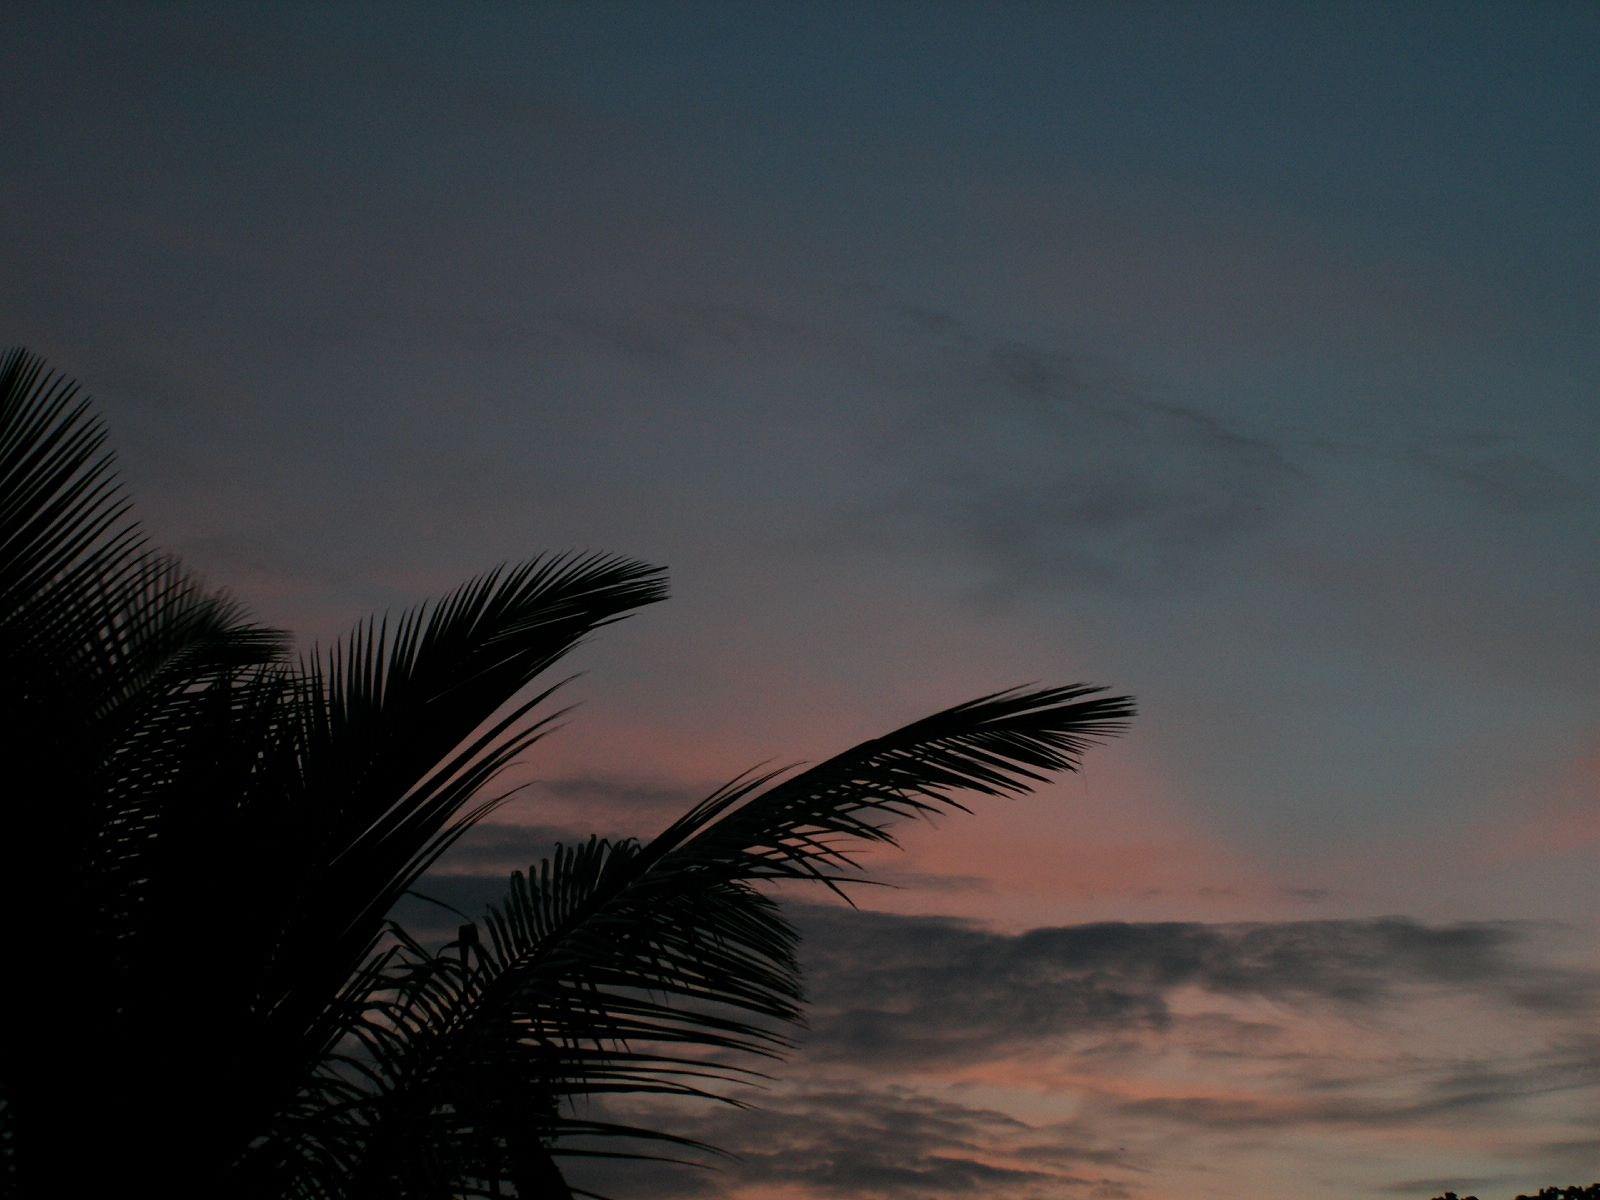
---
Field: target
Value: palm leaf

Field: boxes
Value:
[0,347,140,628]
[318,685,1132,1198]
[0,351,293,1194]
[251,555,669,1108]
[0,353,671,1197]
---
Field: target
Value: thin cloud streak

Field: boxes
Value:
[553,903,1600,1200]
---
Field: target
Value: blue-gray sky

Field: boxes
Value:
[5,4,1597,1196]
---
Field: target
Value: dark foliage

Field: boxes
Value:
[0,350,1133,1198]
[1432,1188,1600,1200]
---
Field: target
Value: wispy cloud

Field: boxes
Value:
[792,906,1597,1070]
[571,1083,1132,1200]
[1407,440,1585,515]
[860,329,1304,596]
[559,904,1600,1200]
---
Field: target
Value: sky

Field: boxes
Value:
[4,3,1598,1196]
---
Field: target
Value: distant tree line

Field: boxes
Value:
[1432,1186,1600,1200]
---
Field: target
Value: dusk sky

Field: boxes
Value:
[5,4,1598,1197]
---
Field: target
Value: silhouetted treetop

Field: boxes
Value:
[0,348,1135,1199]
[1430,1185,1600,1200]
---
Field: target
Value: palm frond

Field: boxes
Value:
[0,347,141,630]
[0,348,287,791]
[256,554,668,1076]
[0,352,289,972]
[2,346,1136,1200]
[659,683,1135,887]
[0,351,295,1194]
[314,685,1132,1197]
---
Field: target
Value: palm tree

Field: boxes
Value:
[0,349,1134,1199]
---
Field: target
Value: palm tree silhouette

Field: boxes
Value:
[0,349,1133,1199]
